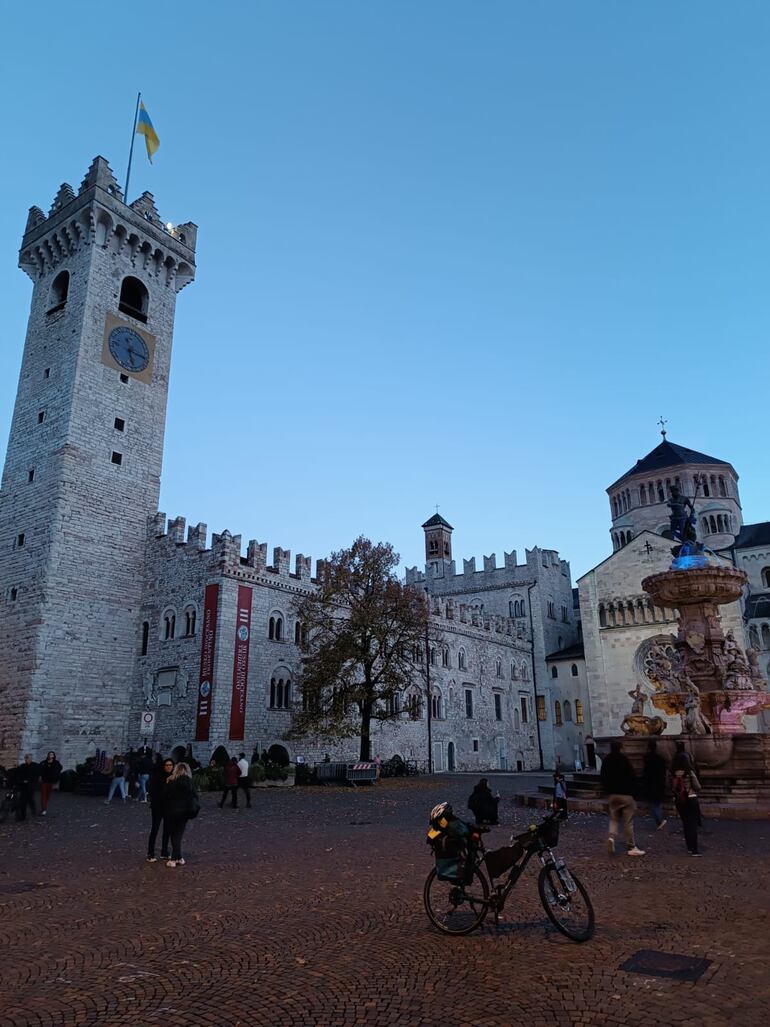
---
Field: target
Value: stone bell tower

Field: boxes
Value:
[0,157,196,765]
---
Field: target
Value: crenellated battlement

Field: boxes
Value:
[427,592,527,644]
[406,545,569,589]
[19,156,196,288]
[147,513,318,584]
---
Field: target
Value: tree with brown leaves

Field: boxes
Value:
[287,537,429,761]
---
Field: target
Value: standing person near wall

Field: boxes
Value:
[146,756,174,863]
[600,741,646,857]
[672,765,702,856]
[164,763,199,867]
[104,754,128,804]
[219,758,240,810]
[136,749,153,803]
[236,752,252,809]
[642,740,668,830]
[14,755,39,821]
[38,752,62,816]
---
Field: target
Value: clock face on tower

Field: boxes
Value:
[108,326,150,373]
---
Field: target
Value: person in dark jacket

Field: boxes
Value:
[220,758,240,809]
[600,741,645,857]
[38,751,62,816]
[14,755,39,821]
[672,765,702,856]
[136,750,154,803]
[642,739,668,830]
[467,778,500,825]
[146,756,174,862]
[164,762,198,866]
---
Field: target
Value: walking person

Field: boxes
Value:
[164,763,199,867]
[236,752,252,808]
[38,751,62,816]
[14,755,39,821]
[671,740,703,827]
[642,739,668,830]
[104,753,128,804]
[672,765,702,856]
[219,758,240,809]
[552,770,568,815]
[146,756,174,862]
[136,748,153,803]
[600,740,645,857]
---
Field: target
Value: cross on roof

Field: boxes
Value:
[658,416,667,439]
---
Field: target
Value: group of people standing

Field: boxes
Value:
[5,752,62,820]
[146,755,200,867]
[219,753,252,809]
[600,739,703,857]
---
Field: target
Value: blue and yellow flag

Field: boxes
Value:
[136,102,160,163]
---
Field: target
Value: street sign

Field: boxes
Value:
[139,710,156,736]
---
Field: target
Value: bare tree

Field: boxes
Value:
[287,537,429,761]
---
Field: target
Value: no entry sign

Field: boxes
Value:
[140,710,156,736]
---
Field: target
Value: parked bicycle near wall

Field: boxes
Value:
[424,808,595,942]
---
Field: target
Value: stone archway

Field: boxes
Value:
[267,743,290,766]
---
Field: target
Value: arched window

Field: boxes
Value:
[702,476,710,497]
[458,649,466,670]
[430,647,436,666]
[571,663,579,677]
[442,647,449,667]
[49,270,70,312]
[709,516,717,534]
[162,611,176,640]
[554,701,562,726]
[564,700,573,722]
[119,275,149,322]
[521,664,529,681]
[575,699,584,724]
[496,659,502,678]
[269,676,291,710]
[431,691,443,720]
[294,621,306,645]
[268,614,284,641]
[406,691,422,720]
[761,567,770,589]
[514,707,520,730]
[719,476,727,497]
[599,604,607,627]
[640,488,647,506]
[551,665,558,679]
[749,625,760,648]
[762,624,770,649]
[183,606,197,637]
[141,620,150,656]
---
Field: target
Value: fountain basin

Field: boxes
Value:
[642,565,746,607]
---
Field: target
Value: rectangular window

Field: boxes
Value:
[520,696,529,724]
[561,605,569,622]
[472,739,479,752]
[37,411,45,424]
[537,695,547,721]
[120,373,129,384]
[43,368,50,379]
[27,469,34,483]
[16,533,25,547]
[465,689,473,719]
[575,699,584,724]
[111,451,123,466]
[10,587,18,601]
[494,694,502,721]
[114,417,125,432]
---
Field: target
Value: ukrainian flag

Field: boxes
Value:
[136,102,160,163]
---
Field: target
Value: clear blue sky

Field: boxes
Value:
[1,2,768,579]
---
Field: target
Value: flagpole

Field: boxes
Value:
[124,92,141,203]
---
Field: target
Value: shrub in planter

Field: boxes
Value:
[265,764,289,782]
[58,770,77,792]
[248,762,266,784]
[193,766,224,792]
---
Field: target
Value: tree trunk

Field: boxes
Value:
[360,697,372,761]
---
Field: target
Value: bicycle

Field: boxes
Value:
[423,810,595,942]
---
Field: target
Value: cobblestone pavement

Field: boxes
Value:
[0,775,768,1027]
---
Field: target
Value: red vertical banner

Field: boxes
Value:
[194,583,220,742]
[228,584,253,740]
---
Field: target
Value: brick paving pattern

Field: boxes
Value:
[0,776,768,1026]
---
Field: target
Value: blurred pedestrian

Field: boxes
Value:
[146,756,174,862]
[104,753,128,804]
[468,778,500,825]
[642,739,668,830]
[136,749,153,803]
[552,771,568,814]
[236,752,252,808]
[38,751,62,816]
[600,741,645,857]
[219,758,240,809]
[14,755,39,821]
[672,765,702,856]
[164,763,199,867]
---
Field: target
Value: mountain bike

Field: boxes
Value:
[423,810,595,942]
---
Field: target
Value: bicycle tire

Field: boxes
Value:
[424,865,490,936]
[537,864,595,942]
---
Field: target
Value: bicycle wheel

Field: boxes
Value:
[424,866,489,936]
[537,864,595,942]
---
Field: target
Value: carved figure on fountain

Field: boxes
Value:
[682,692,711,735]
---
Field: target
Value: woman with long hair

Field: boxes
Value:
[39,751,62,816]
[164,762,199,867]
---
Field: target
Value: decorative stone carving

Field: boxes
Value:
[682,692,711,735]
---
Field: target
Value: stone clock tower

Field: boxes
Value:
[0,156,196,765]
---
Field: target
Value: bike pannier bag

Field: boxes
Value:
[484,843,523,879]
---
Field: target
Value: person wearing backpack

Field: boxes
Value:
[671,766,702,856]
[164,762,199,867]
[104,753,128,804]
